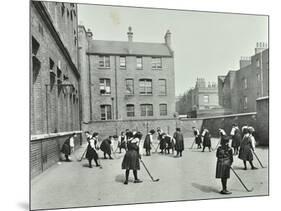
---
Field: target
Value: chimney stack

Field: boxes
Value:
[127,26,133,42]
[165,30,171,48]
[239,56,251,68]
[86,28,93,39]
[255,42,267,54]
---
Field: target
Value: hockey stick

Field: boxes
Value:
[252,150,264,168]
[230,167,253,192]
[79,147,87,162]
[189,140,195,149]
[139,159,160,182]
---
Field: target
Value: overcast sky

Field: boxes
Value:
[78,4,268,96]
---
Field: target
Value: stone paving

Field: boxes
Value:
[31,137,269,210]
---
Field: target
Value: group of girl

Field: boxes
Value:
[216,125,258,194]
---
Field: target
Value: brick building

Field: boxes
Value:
[78,26,176,123]
[218,43,269,113]
[177,78,222,117]
[31,1,81,178]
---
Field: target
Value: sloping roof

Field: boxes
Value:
[87,40,173,57]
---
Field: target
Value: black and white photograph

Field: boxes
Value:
[30,0,269,210]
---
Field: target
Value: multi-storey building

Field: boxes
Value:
[31,1,81,178]
[218,43,269,113]
[78,26,175,122]
[176,78,222,117]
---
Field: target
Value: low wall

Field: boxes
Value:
[201,112,257,138]
[30,131,83,179]
[83,118,204,140]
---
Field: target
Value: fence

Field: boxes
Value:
[30,131,83,179]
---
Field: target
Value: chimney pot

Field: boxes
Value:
[127,26,133,42]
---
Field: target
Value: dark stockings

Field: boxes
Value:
[221,178,227,191]
[125,169,138,182]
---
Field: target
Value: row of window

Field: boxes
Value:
[98,56,162,70]
[100,78,167,96]
[100,104,168,120]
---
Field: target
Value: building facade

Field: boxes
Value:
[78,26,176,122]
[218,43,269,114]
[176,78,222,117]
[31,1,81,178]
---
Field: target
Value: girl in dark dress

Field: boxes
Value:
[61,137,71,161]
[100,136,113,159]
[85,132,100,168]
[173,128,184,157]
[192,127,202,149]
[216,136,233,194]
[202,128,211,152]
[143,129,155,156]
[157,128,165,154]
[122,131,143,185]
[238,127,257,170]
[230,124,242,155]
[162,133,174,154]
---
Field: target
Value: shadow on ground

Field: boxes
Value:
[191,183,219,193]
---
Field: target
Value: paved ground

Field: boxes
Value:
[31,137,269,210]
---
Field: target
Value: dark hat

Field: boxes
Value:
[92,132,99,137]
[149,129,156,134]
[113,135,118,138]
[221,136,230,145]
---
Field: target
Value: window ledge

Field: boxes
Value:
[98,67,111,70]
[139,94,153,96]
[152,68,162,70]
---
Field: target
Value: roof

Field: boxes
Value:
[87,40,173,57]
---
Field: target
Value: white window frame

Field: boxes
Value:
[139,79,152,95]
[100,78,111,95]
[125,79,134,95]
[159,104,167,116]
[99,56,110,68]
[152,57,162,69]
[159,79,167,95]
[100,105,112,120]
[136,57,143,69]
[120,56,126,69]
[140,104,153,116]
[126,104,135,117]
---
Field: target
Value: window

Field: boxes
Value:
[61,3,65,16]
[139,79,152,95]
[256,59,260,68]
[140,104,153,116]
[243,77,248,89]
[243,96,248,110]
[159,79,167,95]
[203,95,209,104]
[38,23,44,36]
[100,79,111,95]
[126,104,135,117]
[136,57,143,69]
[125,79,134,95]
[152,57,162,69]
[159,104,167,116]
[99,56,110,68]
[120,56,126,69]
[100,105,112,120]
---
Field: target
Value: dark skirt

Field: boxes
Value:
[61,143,71,155]
[121,150,140,170]
[100,140,111,155]
[216,158,231,178]
[231,135,241,148]
[195,136,202,144]
[203,137,211,147]
[119,141,126,149]
[238,146,253,161]
[143,139,151,150]
[159,139,166,150]
[86,145,98,160]
[175,139,184,151]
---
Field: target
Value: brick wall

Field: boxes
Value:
[31,2,80,135]
[256,97,269,145]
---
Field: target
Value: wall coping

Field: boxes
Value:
[256,96,269,101]
[84,118,177,124]
[31,130,83,141]
[200,112,257,120]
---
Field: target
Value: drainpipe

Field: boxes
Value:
[114,56,118,119]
